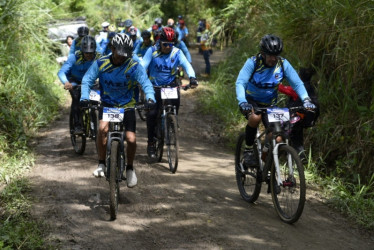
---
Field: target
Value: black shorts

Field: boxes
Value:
[99,106,136,133]
[245,97,270,128]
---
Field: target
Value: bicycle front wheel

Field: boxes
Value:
[166,114,179,173]
[69,110,86,154]
[109,140,121,220]
[155,118,164,162]
[235,133,262,203]
[270,144,305,224]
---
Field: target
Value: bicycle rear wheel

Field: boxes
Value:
[270,144,305,224]
[69,110,86,154]
[235,132,262,203]
[166,114,179,173]
[109,140,121,220]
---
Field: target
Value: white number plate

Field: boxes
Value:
[267,108,290,123]
[89,90,101,101]
[161,87,178,99]
[102,107,124,122]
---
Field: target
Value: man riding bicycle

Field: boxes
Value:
[235,34,316,169]
[141,27,198,158]
[80,33,156,187]
[58,35,101,135]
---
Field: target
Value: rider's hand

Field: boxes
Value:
[80,100,89,108]
[303,97,316,110]
[239,102,253,113]
[144,98,156,110]
[189,77,198,89]
[64,82,73,90]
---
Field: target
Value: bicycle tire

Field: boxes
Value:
[235,132,262,203]
[109,140,120,220]
[93,109,99,152]
[166,114,179,173]
[69,110,86,155]
[155,118,164,162]
[270,144,305,224]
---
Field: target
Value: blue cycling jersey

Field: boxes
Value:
[58,51,101,85]
[81,55,155,107]
[133,41,152,58]
[176,26,188,41]
[175,40,192,63]
[141,45,195,86]
[235,55,309,105]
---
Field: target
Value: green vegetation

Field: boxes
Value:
[0,0,66,247]
[199,0,374,229]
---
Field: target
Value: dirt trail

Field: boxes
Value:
[29,48,373,249]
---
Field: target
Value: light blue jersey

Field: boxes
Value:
[81,55,155,107]
[175,40,192,63]
[141,45,195,86]
[236,55,309,105]
[58,51,101,85]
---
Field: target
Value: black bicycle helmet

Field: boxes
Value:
[110,33,133,57]
[141,30,151,39]
[81,35,96,53]
[77,26,89,37]
[260,34,283,55]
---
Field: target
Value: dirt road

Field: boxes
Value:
[29,48,373,249]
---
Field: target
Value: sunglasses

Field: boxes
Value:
[161,42,174,47]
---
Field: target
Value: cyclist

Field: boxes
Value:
[80,33,156,187]
[100,31,116,56]
[58,36,101,135]
[167,18,175,29]
[96,21,110,52]
[176,20,189,46]
[133,30,153,59]
[69,26,89,55]
[235,34,316,169]
[128,26,141,49]
[140,27,198,158]
[174,31,192,63]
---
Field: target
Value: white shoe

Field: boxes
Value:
[126,169,137,188]
[93,163,105,178]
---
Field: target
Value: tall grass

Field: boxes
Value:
[0,0,65,246]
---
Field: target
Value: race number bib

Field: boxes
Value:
[102,107,124,122]
[89,90,101,101]
[267,108,290,123]
[161,87,178,99]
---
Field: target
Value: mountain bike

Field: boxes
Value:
[103,106,138,220]
[235,106,306,224]
[69,87,100,154]
[153,84,190,173]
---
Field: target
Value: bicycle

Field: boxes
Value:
[103,106,139,220]
[235,106,306,224]
[69,86,100,154]
[153,84,190,173]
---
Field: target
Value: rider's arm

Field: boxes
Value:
[178,51,195,78]
[235,58,255,105]
[57,54,76,85]
[283,59,309,101]
[178,41,192,63]
[134,65,156,102]
[69,40,76,55]
[140,47,153,70]
[80,61,99,101]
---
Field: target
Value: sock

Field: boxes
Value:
[99,160,105,165]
